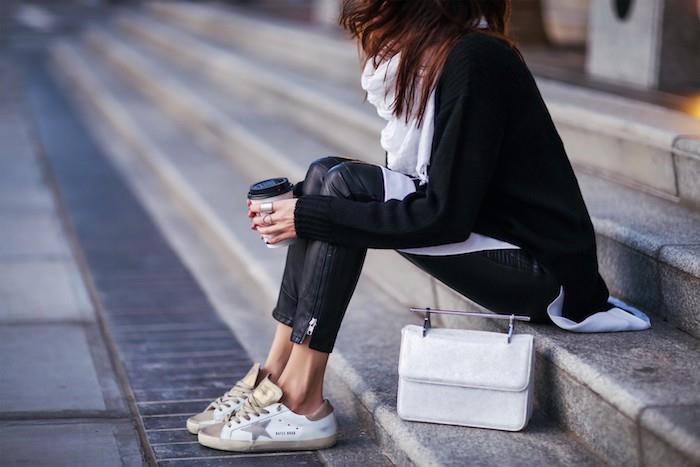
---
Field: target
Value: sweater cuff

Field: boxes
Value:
[294,195,334,242]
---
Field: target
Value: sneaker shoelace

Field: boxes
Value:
[206,381,251,412]
[224,392,272,426]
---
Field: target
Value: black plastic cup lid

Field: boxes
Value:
[247,177,293,199]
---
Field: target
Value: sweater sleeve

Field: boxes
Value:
[294,37,508,249]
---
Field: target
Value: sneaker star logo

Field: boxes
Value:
[241,419,272,441]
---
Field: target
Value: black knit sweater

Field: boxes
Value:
[293,32,610,322]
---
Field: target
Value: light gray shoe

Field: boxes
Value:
[197,376,337,452]
[186,362,260,434]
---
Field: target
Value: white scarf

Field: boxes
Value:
[360,33,651,334]
[361,20,491,186]
[361,52,434,186]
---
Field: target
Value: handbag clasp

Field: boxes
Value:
[422,308,432,337]
[507,314,515,344]
[410,307,531,344]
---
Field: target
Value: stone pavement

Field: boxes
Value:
[1,41,327,467]
[0,54,145,466]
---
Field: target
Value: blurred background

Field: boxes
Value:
[2,1,700,466]
[6,0,700,106]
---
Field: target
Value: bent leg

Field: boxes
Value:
[269,160,385,414]
[265,157,356,381]
[399,248,560,323]
[270,156,358,328]
[290,160,385,353]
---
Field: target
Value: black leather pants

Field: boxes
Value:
[272,156,560,353]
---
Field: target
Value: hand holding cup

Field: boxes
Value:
[248,197,298,246]
[247,177,297,248]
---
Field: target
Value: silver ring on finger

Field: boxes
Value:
[260,201,274,214]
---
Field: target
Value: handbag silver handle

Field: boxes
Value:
[409,307,531,344]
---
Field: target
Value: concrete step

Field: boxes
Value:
[95,15,700,342]
[53,24,700,467]
[147,0,359,87]
[87,25,434,315]
[48,40,390,467]
[144,0,700,212]
[113,11,385,165]
[52,39,608,467]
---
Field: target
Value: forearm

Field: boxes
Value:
[294,194,469,249]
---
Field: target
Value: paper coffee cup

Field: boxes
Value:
[247,177,295,249]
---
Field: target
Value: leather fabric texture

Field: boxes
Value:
[272,156,559,353]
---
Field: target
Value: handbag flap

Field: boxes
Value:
[399,325,534,392]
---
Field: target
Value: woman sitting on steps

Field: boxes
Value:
[188,0,650,452]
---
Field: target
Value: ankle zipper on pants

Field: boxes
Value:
[306,318,318,336]
[295,244,333,344]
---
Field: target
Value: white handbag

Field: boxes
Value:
[397,308,535,431]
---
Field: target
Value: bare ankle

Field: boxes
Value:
[258,366,282,385]
[276,377,323,415]
[280,392,324,416]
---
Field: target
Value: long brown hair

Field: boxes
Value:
[340,0,514,128]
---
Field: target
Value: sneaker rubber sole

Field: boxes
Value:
[187,418,220,435]
[197,424,337,452]
[186,418,199,435]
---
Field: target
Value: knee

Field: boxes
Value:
[302,156,342,196]
[321,162,360,199]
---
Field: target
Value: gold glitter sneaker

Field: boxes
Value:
[185,362,260,434]
[198,376,337,452]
